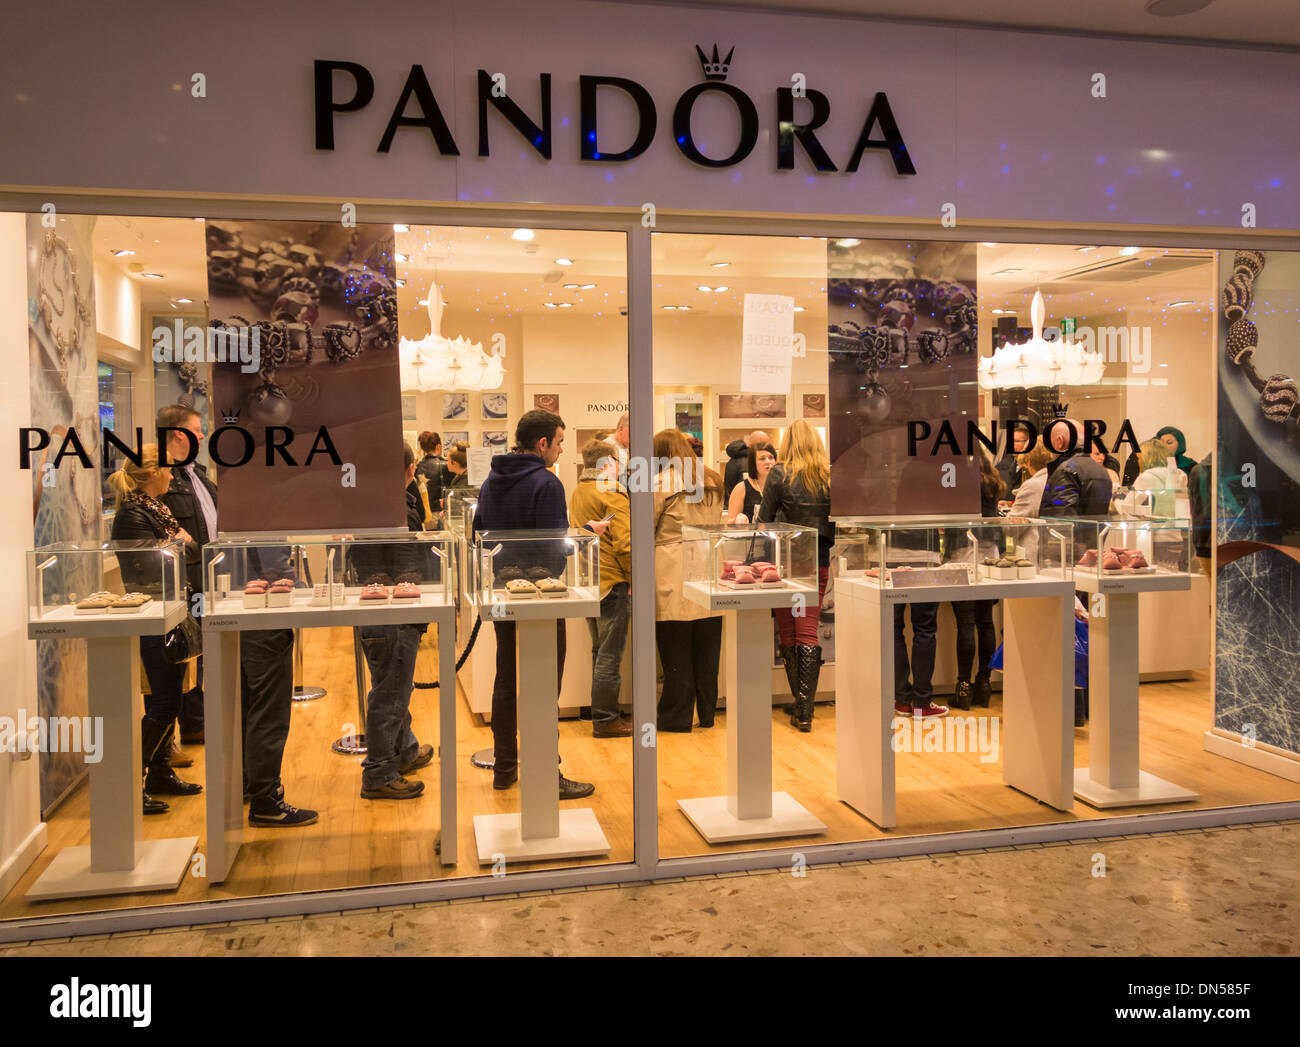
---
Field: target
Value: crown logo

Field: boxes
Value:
[220,405,241,425]
[695,44,734,81]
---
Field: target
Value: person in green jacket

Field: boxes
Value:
[569,440,633,738]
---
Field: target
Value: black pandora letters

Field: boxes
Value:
[18,427,343,470]
[313,50,916,175]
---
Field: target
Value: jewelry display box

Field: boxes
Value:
[1058,516,1195,578]
[680,522,819,602]
[203,532,455,616]
[834,517,1075,588]
[472,528,599,606]
[445,486,480,543]
[26,540,186,629]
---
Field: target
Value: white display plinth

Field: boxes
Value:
[25,607,196,901]
[677,588,826,844]
[1073,572,1199,809]
[835,573,1075,829]
[204,596,459,882]
[471,609,609,864]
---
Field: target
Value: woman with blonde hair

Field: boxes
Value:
[652,428,725,730]
[108,445,201,815]
[1133,437,1188,517]
[755,420,834,731]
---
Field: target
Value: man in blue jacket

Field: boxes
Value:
[473,409,596,799]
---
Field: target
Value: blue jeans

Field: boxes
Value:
[894,603,939,705]
[586,583,630,726]
[360,624,424,788]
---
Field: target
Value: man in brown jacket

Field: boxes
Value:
[570,440,633,738]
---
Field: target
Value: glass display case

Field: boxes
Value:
[680,522,819,598]
[1111,486,1190,521]
[445,485,480,540]
[202,532,455,614]
[26,539,186,625]
[834,517,1074,587]
[1059,515,1195,577]
[472,528,599,606]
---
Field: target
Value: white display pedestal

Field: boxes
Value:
[835,573,1075,830]
[1073,571,1199,808]
[677,583,826,843]
[25,606,198,900]
[471,588,610,863]
[202,591,459,881]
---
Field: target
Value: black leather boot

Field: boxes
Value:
[140,716,170,815]
[779,645,797,716]
[1074,687,1089,727]
[971,675,992,708]
[953,680,973,711]
[790,645,821,732]
[145,723,202,796]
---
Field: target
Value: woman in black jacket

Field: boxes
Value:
[108,445,202,814]
[755,420,834,732]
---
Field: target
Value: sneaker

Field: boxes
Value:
[559,773,595,800]
[398,743,435,774]
[249,796,318,827]
[894,701,913,715]
[910,703,949,719]
[361,776,425,800]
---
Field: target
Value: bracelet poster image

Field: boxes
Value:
[827,240,980,517]
[206,220,404,531]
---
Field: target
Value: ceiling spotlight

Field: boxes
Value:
[662,305,677,310]
[580,283,595,289]
[140,272,164,279]
[710,261,730,268]
[698,285,713,292]
[395,252,408,263]
[395,279,406,288]
[511,229,535,241]
[1119,246,1141,256]
[1167,299,1194,307]
[558,302,572,308]
[544,302,558,309]
[677,305,691,311]
[554,257,573,266]
[793,306,805,312]
[392,224,410,233]
[713,285,728,292]
[981,242,999,247]
[835,238,861,248]
[416,299,429,306]
[174,297,192,304]
[110,249,134,257]
[563,283,580,289]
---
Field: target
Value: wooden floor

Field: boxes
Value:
[4,625,1299,922]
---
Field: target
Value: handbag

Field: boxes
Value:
[162,586,202,664]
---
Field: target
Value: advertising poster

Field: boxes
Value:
[1214,249,1300,755]
[206,220,404,531]
[826,240,980,517]
[27,215,100,812]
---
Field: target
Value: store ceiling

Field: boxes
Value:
[652,0,1300,48]
[91,218,1216,332]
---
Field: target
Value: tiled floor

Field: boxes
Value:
[3,822,1296,956]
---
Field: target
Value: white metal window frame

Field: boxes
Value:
[1,187,1297,943]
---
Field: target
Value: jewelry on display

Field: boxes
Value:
[36,230,92,375]
[1221,250,1299,432]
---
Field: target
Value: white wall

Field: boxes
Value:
[0,212,45,900]
[92,259,141,352]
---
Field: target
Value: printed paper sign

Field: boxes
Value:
[467,447,494,486]
[740,293,795,395]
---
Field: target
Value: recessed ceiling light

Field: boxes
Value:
[677,305,691,311]
[395,279,406,288]
[1167,299,1194,307]
[392,224,409,233]
[554,257,573,266]
[710,261,730,268]
[793,306,805,312]
[991,308,1005,314]
[563,283,580,289]
[991,268,1022,275]
[835,238,861,248]
[417,299,429,306]
[1076,246,1097,252]
[1119,246,1140,256]
[580,283,595,289]
[511,229,535,242]
[395,252,408,263]
[111,249,134,257]
[662,305,677,310]
[558,302,572,308]
[713,285,728,292]
[175,297,192,304]
[981,242,999,247]
[544,302,557,309]
[140,272,164,279]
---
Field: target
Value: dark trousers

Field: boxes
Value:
[360,624,424,788]
[179,655,204,735]
[491,619,566,772]
[240,628,294,804]
[586,582,631,727]
[952,600,997,683]
[655,617,722,731]
[140,634,187,771]
[893,603,939,705]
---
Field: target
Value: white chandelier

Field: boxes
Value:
[398,287,505,391]
[977,291,1105,390]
